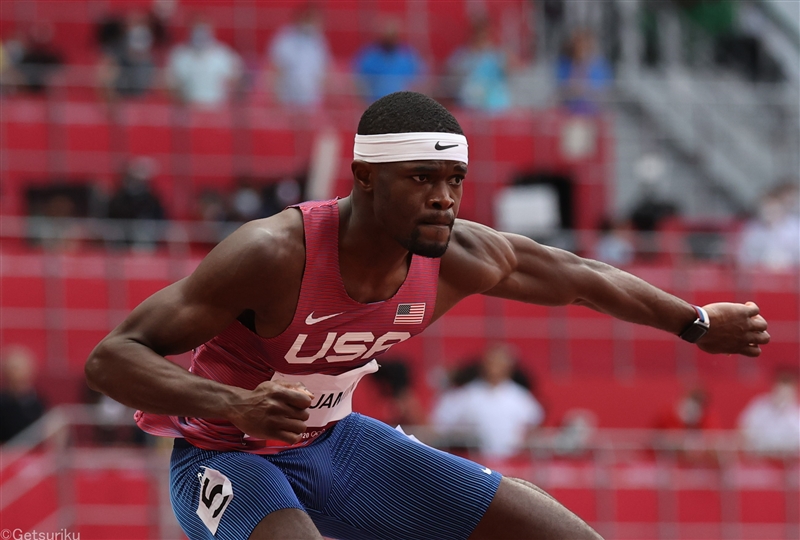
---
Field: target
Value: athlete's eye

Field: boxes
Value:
[411,175,428,183]
[450,176,464,187]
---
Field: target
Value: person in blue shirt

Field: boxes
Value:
[556,29,612,114]
[446,18,514,113]
[354,17,423,103]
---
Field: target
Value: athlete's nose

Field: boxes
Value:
[428,181,455,211]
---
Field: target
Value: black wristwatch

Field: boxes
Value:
[679,305,710,343]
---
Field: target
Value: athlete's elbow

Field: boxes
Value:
[85,340,115,393]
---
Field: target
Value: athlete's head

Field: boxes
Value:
[356,91,464,136]
[353,92,466,258]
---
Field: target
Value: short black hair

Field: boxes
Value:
[357,91,464,136]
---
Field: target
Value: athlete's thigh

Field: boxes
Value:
[469,477,604,540]
[170,442,318,540]
[321,414,502,540]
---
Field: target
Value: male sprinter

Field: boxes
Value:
[86,92,769,540]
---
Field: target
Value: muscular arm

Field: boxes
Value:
[440,222,769,357]
[84,214,312,442]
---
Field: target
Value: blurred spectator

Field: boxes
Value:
[195,189,228,223]
[96,7,170,54]
[228,176,265,222]
[84,385,147,446]
[106,157,166,248]
[3,23,64,94]
[0,41,10,90]
[737,183,800,271]
[267,5,330,107]
[0,346,46,443]
[653,388,719,431]
[738,369,800,454]
[262,175,304,217]
[445,18,514,113]
[353,359,425,427]
[97,11,157,100]
[553,409,597,457]
[593,217,634,266]
[166,18,243,107]
[628,155,679,260]
[26,184,91,251]
[652,387,720,464]
[353,16,424,103]
[432,343,544,459]
[556,29,612,114]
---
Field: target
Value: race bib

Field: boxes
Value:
[196,467,233,535]
[270,359,379,428]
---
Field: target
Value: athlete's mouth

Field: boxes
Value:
[419,214,454,228]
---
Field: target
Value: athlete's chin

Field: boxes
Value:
[408,239,450,258]
[403,226,451,258]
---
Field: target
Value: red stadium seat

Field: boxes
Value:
[67,330,109,370]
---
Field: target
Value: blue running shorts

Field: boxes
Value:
[170,413,503,540]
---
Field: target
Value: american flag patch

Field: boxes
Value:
[394,303,426,325]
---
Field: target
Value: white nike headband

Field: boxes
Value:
[353,132,468,164]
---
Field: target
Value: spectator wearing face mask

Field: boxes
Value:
[97,11,157,100]
[738,369,800,454]
[653,388,719,431]
[267,5,330,107]
[106,157,166,249]
[651,387,720,464]
[166,17,244,107]
[738,182,800,271]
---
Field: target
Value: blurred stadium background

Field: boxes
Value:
[1,1,798,539]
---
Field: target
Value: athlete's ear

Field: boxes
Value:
[352,160,374,192]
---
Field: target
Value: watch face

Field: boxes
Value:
[681,323,708,343]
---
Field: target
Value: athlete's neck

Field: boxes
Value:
[337,196,412,303]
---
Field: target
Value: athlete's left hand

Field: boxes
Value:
[697,302,769,357]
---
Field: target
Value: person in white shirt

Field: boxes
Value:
[268,6,330,107]
[432,344,545,459]
[738,369,800,454]
[166,19,243,108]
[737,183,800,271]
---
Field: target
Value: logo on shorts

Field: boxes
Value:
[196,467,234,535]
[482,467,492,475]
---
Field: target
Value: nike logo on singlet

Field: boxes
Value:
[305,312,345,325]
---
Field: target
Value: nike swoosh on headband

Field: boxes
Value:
[435,142,458,150]
[354,132,468,163]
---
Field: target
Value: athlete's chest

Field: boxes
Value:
[265,299,430,373]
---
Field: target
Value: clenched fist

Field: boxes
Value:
[697,302,769,357]
[226,380,314,444]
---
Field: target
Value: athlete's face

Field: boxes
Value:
[370,160,465,258]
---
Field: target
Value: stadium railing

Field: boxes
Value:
[1,406,797,540]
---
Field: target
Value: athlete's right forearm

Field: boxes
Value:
[85,337,245,421]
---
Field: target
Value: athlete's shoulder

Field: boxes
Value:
[193,208,305,284]
[440,219,517,295]
[229,208,305,261]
